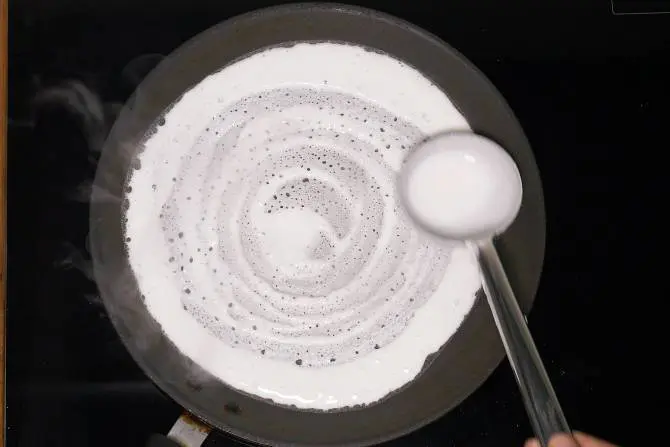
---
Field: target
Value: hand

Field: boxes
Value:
[524,432,618,447]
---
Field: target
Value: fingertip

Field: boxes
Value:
[573,431,618,447]
[524,438,541,447]
[548,433,579,447]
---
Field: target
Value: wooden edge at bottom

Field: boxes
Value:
[1,0,8,443]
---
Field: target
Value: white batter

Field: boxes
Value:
[123,42,481,410]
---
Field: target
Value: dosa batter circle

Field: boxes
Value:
[124,42,481,410]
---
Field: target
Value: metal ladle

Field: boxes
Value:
[399,132,575,447]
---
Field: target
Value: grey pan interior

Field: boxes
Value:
[90,3,546,446]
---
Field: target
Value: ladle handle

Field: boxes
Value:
[145,412,210,447]
[475,239,574,447]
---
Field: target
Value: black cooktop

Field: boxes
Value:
[7,1,667,446]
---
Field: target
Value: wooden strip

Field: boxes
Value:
[1,0,8,442]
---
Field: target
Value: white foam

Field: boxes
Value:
[124,42,480,410]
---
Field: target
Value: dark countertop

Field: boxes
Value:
[7,1,666,446]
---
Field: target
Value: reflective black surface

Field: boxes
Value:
[7,1,668,446]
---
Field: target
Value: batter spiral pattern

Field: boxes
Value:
[122,42,479,409]
[149,87,452,367]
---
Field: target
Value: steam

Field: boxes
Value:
[36,54,165,307]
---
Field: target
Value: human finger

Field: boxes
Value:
[573,431,618,447]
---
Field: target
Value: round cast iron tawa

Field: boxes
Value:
[90,3,546,446]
